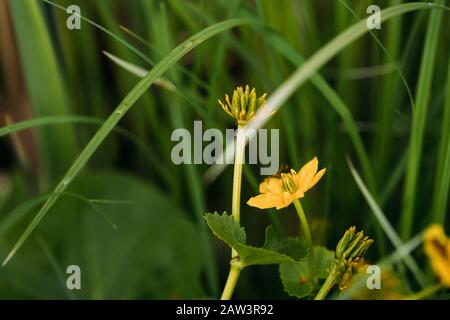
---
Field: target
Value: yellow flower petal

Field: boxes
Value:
[247,193,285,209]
[424,224,450,287]
[259,176,283,194]
[298,157,318,176]
[307,167,326,191]
[296,157,318,188]
[247,157,325,211]
[275,192,295,209]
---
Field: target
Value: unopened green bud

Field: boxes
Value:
[336,226,356,259]
[343,231,364,258]
[349,238,369,259]
[218,85,267,126]
[359,239,374,257]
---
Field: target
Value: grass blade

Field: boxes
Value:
[400,0,444,240]
[347,157,428,288]
[0,115,177,191]
[0,116,101,138]
[8,0,78,183]
[36,235,77,300]
[431,53,450,224]
[260,27,376,192]
[102,51,175,91]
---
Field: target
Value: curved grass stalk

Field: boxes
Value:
[259,28,376,198]
[204,2,447,184]
[102,51,175,91]
[1,15,255,267]
[102,51,220,128]
[0,115,101,138]
[118,25,211,94]
[403,284,444,300]
[0,191,122,239]
[0,115,176,190]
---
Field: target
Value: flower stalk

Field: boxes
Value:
[231,126,245,223]
[293,199,315,283]
[219,86,266,300]
[220,127,246,300]
[293,199,312,246]
[314,266,339,300]
[220,260,243,300]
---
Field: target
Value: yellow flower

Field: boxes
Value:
[424,224,450,287]
[218,85,267,126]
[247,157,326,210]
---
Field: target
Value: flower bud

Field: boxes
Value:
[218,85,267,126]
[343,231,364,259]
[336,226,355,259]
[332,227,374,292]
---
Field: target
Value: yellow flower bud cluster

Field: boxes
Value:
[218,85,267,126]
[332,226,374,291]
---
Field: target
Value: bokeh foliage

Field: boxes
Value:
[0,0,449,299]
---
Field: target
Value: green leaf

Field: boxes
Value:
[204,211,246,246]
[263,226,307,261]
[237,245,297,267]
[279,246,334,298]
[279,265,313,299]
[204,212,307,267]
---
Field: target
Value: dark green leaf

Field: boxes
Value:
[279,246,334,298]
[205,212,307,267]
[0,172,205,299]
[263,226,308,261]
[204,212,246,246]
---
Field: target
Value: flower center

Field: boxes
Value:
[281,173,296,193]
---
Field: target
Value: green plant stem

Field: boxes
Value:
[220,264,242,300]
[403,283,443,300]
[314,269,337,300]
[293,199,315,284]
[221,126,246,300]
[231,126,245,223]
[293,199,312,245]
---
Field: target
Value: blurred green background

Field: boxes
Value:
[0,0,449,299]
